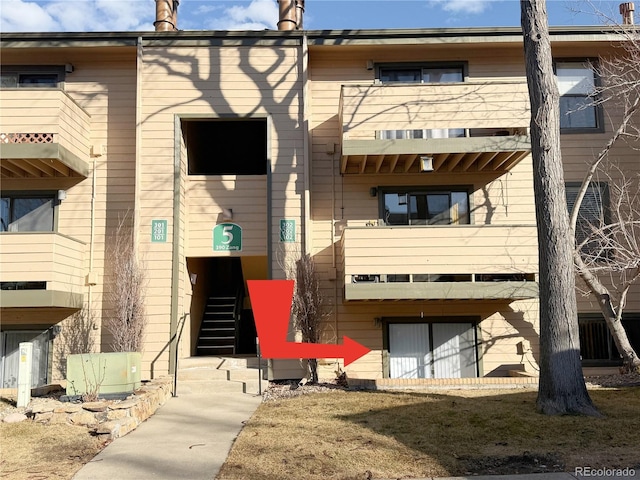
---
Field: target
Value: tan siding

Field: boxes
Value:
[308,44,542,379]
[139,43,304,370]
[341,82,530,139]
[0,90,91,162]
[0,233,85,293]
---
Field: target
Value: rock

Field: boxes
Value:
[3,412,27,423]
[110,399,138,410]
[34,412,53,423]
[107,409,128,420]
[48,413,69,425]
[30,401,56,414]
[96,417,138,440]
[54,404,82,414]
[70,412,98,426]
[82,401,109,412]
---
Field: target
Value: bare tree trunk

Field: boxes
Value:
[568,62,640,373]
[291,253,323,383]
[520,0,599,415]
[576,255,640,372]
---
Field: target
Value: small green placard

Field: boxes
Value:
[280,219,296,243]
[213,223,242,251]
[151,220,168,243]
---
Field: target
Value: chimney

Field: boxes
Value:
[295,0,305,30]
[620,2,635,25]
[154,0,179,32]
[278,0,297,31]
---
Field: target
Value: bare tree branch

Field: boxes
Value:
[570,22,640,372]
[105,212,147,353]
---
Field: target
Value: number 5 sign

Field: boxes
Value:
[213,223,242,251]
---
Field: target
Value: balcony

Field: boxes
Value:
[340,223,539,301]
[0,89,91,179]
[0,232,85,310]
[339,82,531,174]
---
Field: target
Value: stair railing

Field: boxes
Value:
[233,285,244,354]
[172,312,189,397]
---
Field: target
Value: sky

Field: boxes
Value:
[0,0,628,33]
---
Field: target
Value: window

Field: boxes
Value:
[387,320,478,379]
[578,313,640,366]
[378,63,465,84]
[578,315,620,365]
[381,188,470,226]
[555,60,600,131]
[378,128,465,140]
[0,66,65,88]
[0,194,55,232]
[565,182,608,257]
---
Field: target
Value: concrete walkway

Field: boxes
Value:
[73,386,261,480]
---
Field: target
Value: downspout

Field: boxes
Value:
[267,148,273,280]
[302,33,310,254]
[88,157,96,310]
[169,115,182,377]
[134,36,143,250]
[331,148,338,354]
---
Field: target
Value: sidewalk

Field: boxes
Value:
[73,386,261,480]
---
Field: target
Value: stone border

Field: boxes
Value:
[27,377,173,439]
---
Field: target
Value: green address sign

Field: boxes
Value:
[213,223,242,251]
[151,220,168,243]
[280,219,295,243]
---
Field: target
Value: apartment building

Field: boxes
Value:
[1,14,638,387]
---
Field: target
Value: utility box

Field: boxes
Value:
[66,352,142,396]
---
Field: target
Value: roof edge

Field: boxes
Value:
[0,25,632,48]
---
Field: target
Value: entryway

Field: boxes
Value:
[387,320,478,378]
[187,256,266,357]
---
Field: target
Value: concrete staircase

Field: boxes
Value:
[195,296,238,356]
[174,356,267,396]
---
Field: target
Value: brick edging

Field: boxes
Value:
[348,377,539,390]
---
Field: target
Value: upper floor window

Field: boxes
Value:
[0,66,65,89]
[378,63,465,84]
[555,60,601,132]
[565,182,608,258]
[380,188,470,226]
[0,194,55,232]
[378,128,465,140]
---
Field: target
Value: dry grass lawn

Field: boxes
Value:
[2,387,639,480]
[0,419,106,480]
[219,387,640,480]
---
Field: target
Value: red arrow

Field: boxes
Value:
[247,280,370,367]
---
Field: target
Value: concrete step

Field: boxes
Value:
[174,356,267,396]
[178,367,265,383]
[179,356,266,370]
[174,379,252,395]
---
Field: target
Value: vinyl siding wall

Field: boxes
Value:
[139,44,304,374]
[308,43,540,378]
[554,43,640,315]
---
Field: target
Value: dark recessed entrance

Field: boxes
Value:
[187,257,258,356]
[182,118,267,175]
